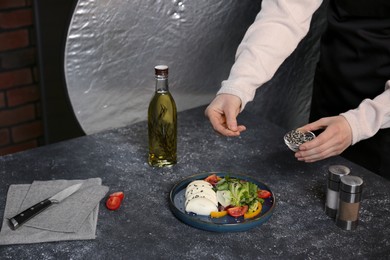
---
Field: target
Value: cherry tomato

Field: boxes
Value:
[106,196,122,210]
[109,191,124,201]
[227,205,248,218]
[204,174,221,186]
[106,191,124,210]
[258,190,272,199]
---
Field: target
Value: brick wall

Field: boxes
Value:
[0,0,43,156]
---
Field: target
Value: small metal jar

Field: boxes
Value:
[336,175,364,230]
[325,165,350,218]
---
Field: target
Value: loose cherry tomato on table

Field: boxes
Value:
[109,191,124,201]
[257,190,271,199]
[106,191,124,210]
[227,205,248,218]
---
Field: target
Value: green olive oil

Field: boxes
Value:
[148,65,177,167]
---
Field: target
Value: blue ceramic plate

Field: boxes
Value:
[169,172,275,232]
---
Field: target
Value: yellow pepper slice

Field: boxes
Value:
[210,210,228,218]
[244,201,262,219]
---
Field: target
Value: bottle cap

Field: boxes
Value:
[155,65,169,76]
[328,165,350,181]
[340,175,363,193]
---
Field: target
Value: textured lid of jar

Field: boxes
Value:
[340,175,364,193]
[328,165,350,181]
[155,65,169,76]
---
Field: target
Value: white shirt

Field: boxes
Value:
[217,0,390,145]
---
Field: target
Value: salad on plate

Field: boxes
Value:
[185,174,272,219]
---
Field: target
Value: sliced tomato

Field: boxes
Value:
[109,191,125,201]
[227,205,248,218]
[106,196,122,210]
[257,190,271,199]
[204,174,221,186]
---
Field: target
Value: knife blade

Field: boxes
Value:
[8,183,83,230]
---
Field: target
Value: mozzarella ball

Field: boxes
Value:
[185,197,218,216]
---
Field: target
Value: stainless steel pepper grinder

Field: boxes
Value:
[336,175,364,230]
[325,165,350,218]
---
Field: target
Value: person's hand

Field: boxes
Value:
[204,94,246,136]
[295,116,353,162]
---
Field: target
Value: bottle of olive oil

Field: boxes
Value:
[148,65,177,167]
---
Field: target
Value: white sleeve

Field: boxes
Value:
[341,80,390,145]
[217,0,323,111]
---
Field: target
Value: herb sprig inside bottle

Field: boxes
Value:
[148,65,177,167]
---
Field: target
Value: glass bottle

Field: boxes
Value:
[148,65,177,167]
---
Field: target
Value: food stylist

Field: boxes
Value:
[205,0,390,179]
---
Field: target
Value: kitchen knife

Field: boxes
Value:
[8,183,83,230]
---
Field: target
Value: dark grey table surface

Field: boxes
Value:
[1,105,389,259]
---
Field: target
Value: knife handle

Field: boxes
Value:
[8,199,52,230]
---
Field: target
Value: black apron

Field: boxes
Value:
[310,0,390,179]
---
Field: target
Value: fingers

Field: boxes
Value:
[224,108,247,134]
[295,116,352,162]
[205,94,246,137]
[207,112,243,137]
[295,139,340,162]
[210,114,246,136]
[298,118,327,133]
[225,108,238,132]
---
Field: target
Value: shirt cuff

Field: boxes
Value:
[217,83,255,112]
[340,81,390,145]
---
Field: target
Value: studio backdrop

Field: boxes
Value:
[36,0,327,140]
[64,0,262,134]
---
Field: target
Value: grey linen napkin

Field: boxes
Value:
[0,178,108,245]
